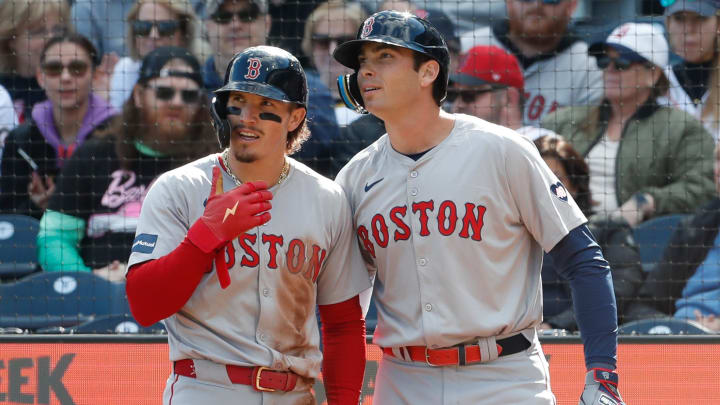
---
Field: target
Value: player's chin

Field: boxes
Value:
[228,143,259,163]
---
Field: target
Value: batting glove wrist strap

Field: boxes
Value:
[187,219,225,254]
[579,368,624,405]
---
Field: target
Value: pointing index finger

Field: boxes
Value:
[210,166,224,198]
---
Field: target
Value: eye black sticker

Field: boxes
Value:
[259,112,282,122]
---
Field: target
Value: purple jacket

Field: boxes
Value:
[31,93,117,168]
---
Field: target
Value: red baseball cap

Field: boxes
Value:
[451,45,524,91]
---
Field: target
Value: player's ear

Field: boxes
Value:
[419,60,440,89]
[287,105,306,132]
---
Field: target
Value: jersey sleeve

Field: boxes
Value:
[315,189,372,306]
[334,164,378,281]
[127,172,192,269]
[504,135,587,252]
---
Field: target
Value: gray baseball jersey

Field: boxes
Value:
[461,26,603,126]
[128,154,370,379]
[335,114,587,349]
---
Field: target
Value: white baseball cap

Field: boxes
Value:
[589,22,669,69]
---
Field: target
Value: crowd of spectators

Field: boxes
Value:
[0,0,719,333]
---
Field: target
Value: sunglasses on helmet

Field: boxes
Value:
[132,20,181,37]
[41,60,90,77]
[149,85,202,103]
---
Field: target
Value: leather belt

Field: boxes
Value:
[173,359,298,392]
[382,334,531,366]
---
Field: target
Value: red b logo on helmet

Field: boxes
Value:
[361,17,374,38]
[244,58,262,79]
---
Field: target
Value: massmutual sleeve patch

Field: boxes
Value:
[131,233,159,254]
[550,182,569,202]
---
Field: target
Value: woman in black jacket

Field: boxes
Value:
[535,135,644,331]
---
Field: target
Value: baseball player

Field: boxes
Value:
[125,46,371,404]
[333,11,624,405]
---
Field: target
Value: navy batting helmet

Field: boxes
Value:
[211,46,308,148]
[332,10,450,114]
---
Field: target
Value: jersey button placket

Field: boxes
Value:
[255,230,272,347]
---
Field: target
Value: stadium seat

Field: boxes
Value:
[618,317,714,335]
[633,214,689,272]
[0,271,131,330]
[0,214,40,278]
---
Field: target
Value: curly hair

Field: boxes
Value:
[534,134,592,215]
[287,105,310,155]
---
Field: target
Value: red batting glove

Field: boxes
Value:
[187,166,272,287]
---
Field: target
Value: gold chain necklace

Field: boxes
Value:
[220,148,290,187]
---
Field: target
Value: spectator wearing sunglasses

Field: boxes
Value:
[203,0,340,177]
[301,0,367,127]
[460,0,603,127]
[109,0,209,110]
[660,0,720,143]
[37,47,217,281]
[0,33,117,220]
[203,0,271,91]
[543,23,716,227]
[0,0,70,124]
[449,45,558,141]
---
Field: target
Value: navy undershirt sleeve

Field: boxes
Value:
[548,224,618,370]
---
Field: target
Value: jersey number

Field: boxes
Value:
[244,58,262,80]
[525,93,560,121]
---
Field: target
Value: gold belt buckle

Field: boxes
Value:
[254,366,276,392]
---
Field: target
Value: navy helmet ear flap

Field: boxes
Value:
[337,73,367,114]
[211,94,231,149]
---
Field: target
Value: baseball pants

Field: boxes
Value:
[373,332,556,405]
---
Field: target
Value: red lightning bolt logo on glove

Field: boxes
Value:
[187,166,273,288]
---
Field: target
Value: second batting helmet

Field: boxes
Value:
[332,10,450,113]
[211,46,308,148]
